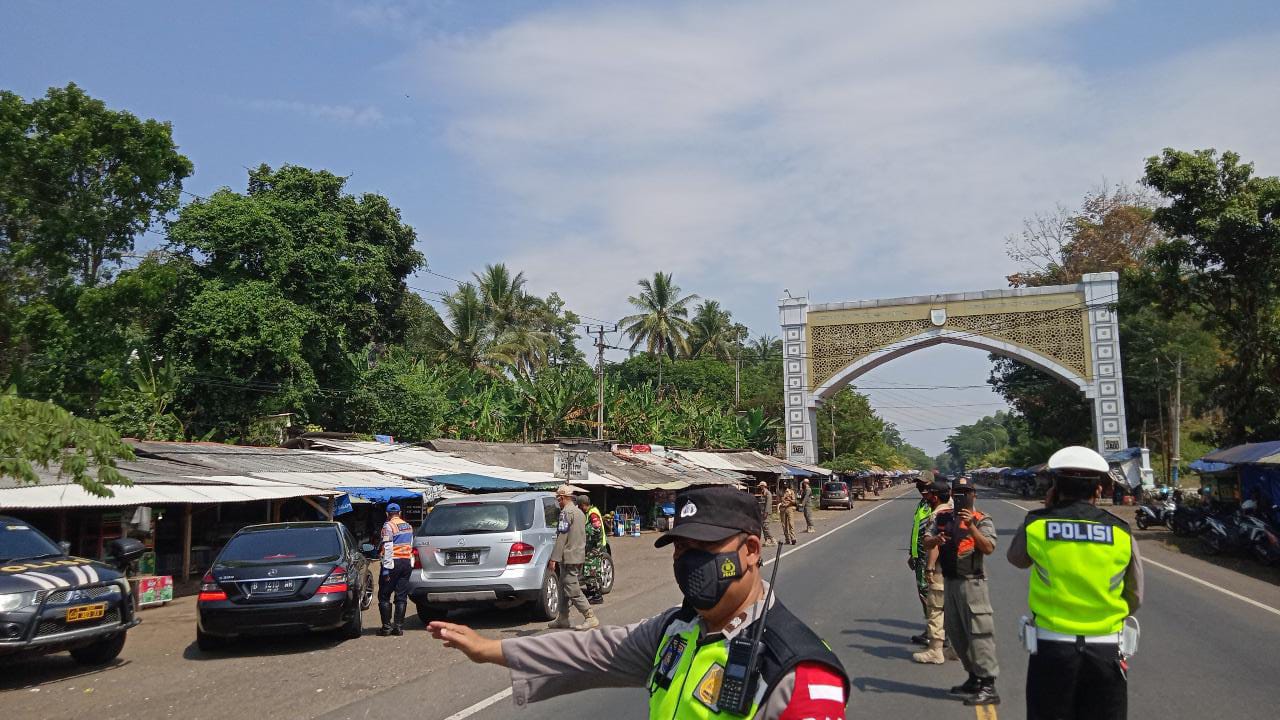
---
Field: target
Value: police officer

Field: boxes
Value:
[798,478,816,533]
[907,471,935,646]
[912,476,953,665]
[779,481,798,545]
[577,494,607,605]
[924,476,1000,706]
[550,485,598,631]
[1007,446,1144,720]
[377,502,414,636]
[756,481,776,546]
[428,486,851,719]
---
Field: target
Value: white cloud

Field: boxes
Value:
[388,0,1277,449]
[242,99,390,128]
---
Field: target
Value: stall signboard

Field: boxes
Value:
[135,575,173,607]
[554,449,590,483]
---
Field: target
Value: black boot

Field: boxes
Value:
[391,602,406,636]
[964,678,1000,706]
[909,633,929,646]
[949,674,979,697]
[377,602,392,636]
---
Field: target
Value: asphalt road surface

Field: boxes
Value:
[5,486,1279,720]
[447,489,1280,720]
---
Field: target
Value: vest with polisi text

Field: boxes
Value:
[1023,501,1132,636]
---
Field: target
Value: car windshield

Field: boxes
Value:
[825,482,846,492]
[418,501,535,536]
[0,520,63,562]
[218,526,341,564]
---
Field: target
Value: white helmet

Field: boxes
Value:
[1047,446,1110,476]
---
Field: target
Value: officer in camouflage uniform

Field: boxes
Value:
[577,495,606,605]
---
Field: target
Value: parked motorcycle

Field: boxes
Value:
[1136,498,1176,530]
[1170,504,1212,536]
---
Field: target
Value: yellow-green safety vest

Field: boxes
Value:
[1023,502,1132,636]
[910,500,930,559]
[648,618,758,720]
[587,506,608,549]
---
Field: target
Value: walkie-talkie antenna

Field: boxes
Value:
[744,541,785,682]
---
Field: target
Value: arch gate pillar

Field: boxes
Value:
[779,272,1129,466]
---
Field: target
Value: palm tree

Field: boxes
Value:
[746,334,783,362]
[687,300,742,361]
[619,272,698,391]
[420,284,502,373]
[473,263,529,333]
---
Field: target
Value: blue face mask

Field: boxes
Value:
[673,541,747,610]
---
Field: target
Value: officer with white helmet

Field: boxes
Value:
[1007,446,1145,720]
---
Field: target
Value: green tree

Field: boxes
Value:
[687,300,745,361]
[0,83,193,287]
[0,389,134,496]
[736,408,781,453]
[1144,148,1280,442]
[344,351,449,441]
[620,272,698,390]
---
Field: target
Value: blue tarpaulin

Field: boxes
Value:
[429,474,531,492]
[1202,441,1280,465]
[1190,458,1232,474]
[334,487,424,504]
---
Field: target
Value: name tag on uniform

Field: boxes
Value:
[652,636,687,691]
[558,518,570,534]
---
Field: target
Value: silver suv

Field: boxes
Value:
[408,492,562,622]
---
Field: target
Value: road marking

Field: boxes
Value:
[441,688,513,720]
[975,703,999,720]
[999,499,1280,619]
[440,491,909,720]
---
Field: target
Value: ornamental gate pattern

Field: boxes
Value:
[779,273,1128,465]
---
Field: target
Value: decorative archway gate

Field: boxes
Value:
[778,272,1127,465]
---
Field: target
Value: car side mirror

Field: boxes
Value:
[59,540,72,555]
[360,543,377,558]
[106,537,146,570]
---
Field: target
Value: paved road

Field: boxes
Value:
[6,487,1278,720]
[449,490,1280,720]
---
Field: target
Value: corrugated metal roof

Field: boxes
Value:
[672,450,789,474]
[129,440,375,474]
[309,440,604,487]
[0,480,331,510]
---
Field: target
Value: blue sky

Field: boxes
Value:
[3,0,1278,454]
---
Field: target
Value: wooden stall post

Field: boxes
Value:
[181,504,193,581]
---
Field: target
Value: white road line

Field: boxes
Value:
[441,688,514,720]
[999,498,1280,619]
[442,492,908,720]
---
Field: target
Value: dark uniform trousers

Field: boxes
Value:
[379,558,412,608]
[1027,640,1127,720]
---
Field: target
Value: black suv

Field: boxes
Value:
[0,515,144,665]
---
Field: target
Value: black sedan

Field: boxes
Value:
[196,522,375,651]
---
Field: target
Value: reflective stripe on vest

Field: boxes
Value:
[1025,513,1131,635]
[648,620,760,720]
[384,519,414,559]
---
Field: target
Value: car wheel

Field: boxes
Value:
[360,573,374,611]
[600,554,615,595]
[196,627,228,653]
[340,601,363,639]
[415,602,448,625]
[531,569,561,621]
[70,631,126,665]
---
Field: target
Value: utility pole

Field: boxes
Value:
[1171,355,1183,487]
[734,351,741,408]
[590,325,617,441]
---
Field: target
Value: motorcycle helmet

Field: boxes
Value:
[1242,499,1257,512]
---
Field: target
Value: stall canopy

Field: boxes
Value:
[430,473,539,492]
[0,479,331,510]
[1202,441,1280,466]
[334,486,426,503]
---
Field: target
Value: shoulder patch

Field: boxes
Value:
[693,663,724,711]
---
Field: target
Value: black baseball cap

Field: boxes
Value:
[930,478,952,494]
[952,476,975,493]
[654,486,763,548]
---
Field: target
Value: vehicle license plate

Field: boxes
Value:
[248,579,296,594]
[445,550,481,565]
[66,602,107,622]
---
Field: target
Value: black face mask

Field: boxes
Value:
[673,541,748,610]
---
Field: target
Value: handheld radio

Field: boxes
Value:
[717,541,784,715]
